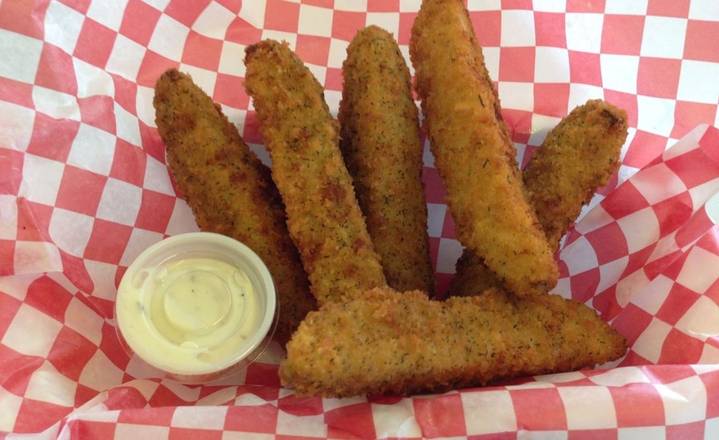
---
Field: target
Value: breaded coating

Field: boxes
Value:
[525,99,628,246]
[339,26,434,294]
[450,100,628,296]
[280,287,626,397]
[450,251,503,297]
[244,41,386,305]
[153,69,316,345]
[410,0,558,297]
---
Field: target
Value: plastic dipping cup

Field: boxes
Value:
[115,232,278,383]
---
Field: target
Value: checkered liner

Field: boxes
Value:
[1,0,719,438]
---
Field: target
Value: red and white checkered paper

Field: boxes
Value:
[1,0,719,438]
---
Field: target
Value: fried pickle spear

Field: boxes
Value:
[525,100,628,246]
[153,69,315,345]
[280,287,626,397]
[244,41,386,305]
[450,100,628,296]
[339,26,434,294]
[410,0,558,297]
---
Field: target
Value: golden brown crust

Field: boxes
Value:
[525,99,628,246]
[153,69,315,345]
[450,100,628,297]
[244,40,387,305]
[449,251,503,296]
[410,0,558,297]
[339,26,434,294]
[280,287,627,397]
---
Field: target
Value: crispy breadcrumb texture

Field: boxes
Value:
[410,0,558,297]
[339,26,434,294]
[449,252,503,297]
[280,287,627,397]
[450,100,628,297]
[153,69,315,345]
[244,41,387,305]
[525,99,628,246]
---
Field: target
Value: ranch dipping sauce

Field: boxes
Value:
[115,233,277,382]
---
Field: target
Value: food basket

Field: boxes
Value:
[0,1,718,438]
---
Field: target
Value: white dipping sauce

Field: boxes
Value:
[116,257,260,374]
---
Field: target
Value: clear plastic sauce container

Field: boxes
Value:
[115,232,277,383]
